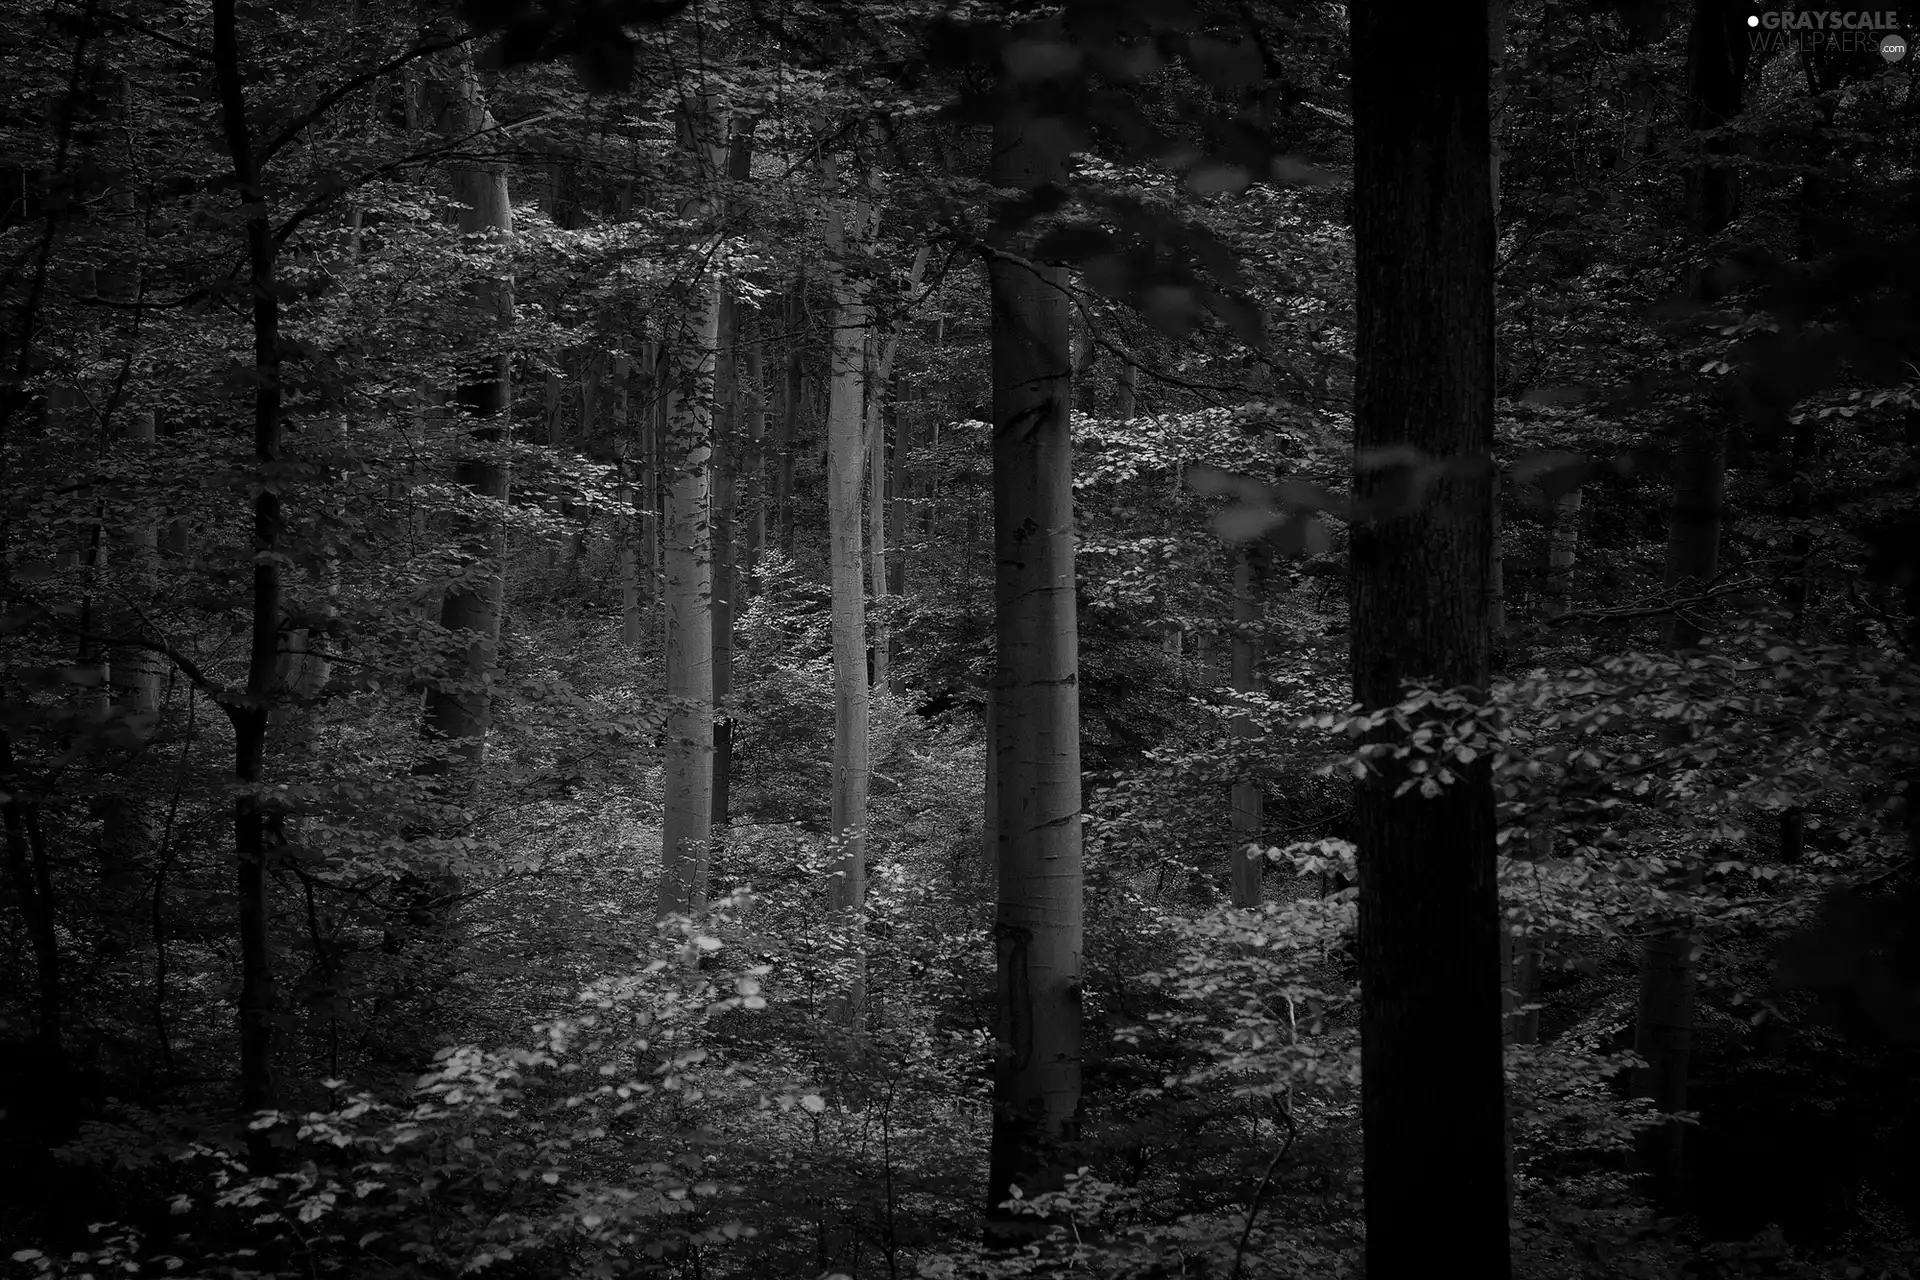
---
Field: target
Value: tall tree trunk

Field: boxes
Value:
[865,246,929,697]
[1228,547,1263,907]
[711,117,755,832]
[742,332,767,589]
[1115,358,1138,421]
[984,102,1084,1233]
[868,337,890,694]
[656,96,724,920]
[1348,2,1509,1276]
[213,0,285,1162]
[1629,0,1750,1210]
[1544,489,1583,617]
[888,374,908,600]
[822,141,872,1023]
[778,311,803,555]
[407,44,514,939]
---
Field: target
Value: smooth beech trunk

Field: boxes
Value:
[821,141,872,1024]
[656,97,724,920]
[1228,548,1262,907]
[1348,2,1509,1275]
[1544,488,1583,616]
[407,45,514,940]
[984,105,1084,1232]
[742,337,767,588]
[712,117,755,832]
[865,246,927,696]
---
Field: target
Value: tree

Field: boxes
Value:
[211,0,287,1162]
[406,41,515,940]
[1629,0,1752,1207]
[984,97,1085,1230]
[656,92,724,921]
[821,134,873,1023]
[1347,0,1509,1275]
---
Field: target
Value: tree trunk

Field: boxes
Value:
[821,141,872,1023]
[984,103,1085,1233]
[743,332,767,589]
[866,246,929,697]
[406,44,514,940]
[1228,547,1263,908]
[888,374,908,600]
[1348,1,1509,1275]
[1629,0,1751,1209]
[1115,358,1138,421]
[867,332,889,695]
[656,96,724,920]
[1544,488,1582,617]
[711,117,754,833]
[778,314,803,555]
[213,0,285,1163]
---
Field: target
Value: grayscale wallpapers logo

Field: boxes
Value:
[1745,8,1909,59]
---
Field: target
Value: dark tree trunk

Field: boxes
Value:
[213,0,285,1164]
[1348,2,1509,1276]
[1630,0,1753,1206]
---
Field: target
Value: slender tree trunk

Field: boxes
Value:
[213,0,285,1162]
[0,732,66,1134]
[407,43,514,939]
[711,117,754,833]
[656,96,724,920]
[888,374,908,600]
[1115,358,1138,421]
[1228,548,1263,907]
[865,246,928,697]
[743,333,767,589]
[868,341,890,694]
[984,101,1084,1233]
[1348,2,1509,1275]
[778,320,802,555]
[821,140,873,1023]
[1544,488,1583,617]
[1630,0,1750,1209]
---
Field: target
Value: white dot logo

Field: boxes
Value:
[1884,32,1910,60]
[1747,13,1760,26]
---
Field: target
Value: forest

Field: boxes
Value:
[2,0,1918,1276]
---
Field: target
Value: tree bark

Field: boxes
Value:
[1348,1,1509,1275]
[1544,488,1583,617]
[742,331,767,590]
[821,140,873,1024]
[656,95,723,920]
[213,0,285,1162]
[711,117,755,833]
[405,43,514,941]
[984,104,1084,1233]
[865,246,928,696]
[1228,547,1263,908]
[778,299,803,555]
[1629,0,1752,1208]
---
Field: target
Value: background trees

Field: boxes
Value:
[2,1,1918,1278]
